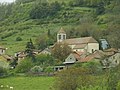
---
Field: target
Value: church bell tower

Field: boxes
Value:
[57,27,66,42]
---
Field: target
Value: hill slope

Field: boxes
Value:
[0,0,120,55]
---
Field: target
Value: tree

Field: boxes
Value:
[35,54,55,67]
[29,1,61,19]
[25,39,35,54]
[54,67,93,90]
[16,37,22,41]
[30,66,43,74]
[52,43,71,61]
[36,34,54,50]
[25,39,35,62]
[36,35,48,50]
[9,57,18,69]
[106,64,120,90]
[15,57,34,73]
[82,61,103,75]
[0,67,7,77]
[44,66,54,76]
[96,2,105,15]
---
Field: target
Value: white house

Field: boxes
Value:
[40,48,51,55]
[57,28,99,53]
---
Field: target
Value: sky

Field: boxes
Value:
[0,0,15,3]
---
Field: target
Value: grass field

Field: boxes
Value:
[0,23,76,55]
[0,76,55,90]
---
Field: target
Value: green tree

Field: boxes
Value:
[0,67,7,77]
[9,57,18,69]
[29,1,61,19]
[52,43,72,62]
[54,67,92,90]
[106,65,120,90]
[15,57,34,73]
[36,34,54,50]
[25,39,35,62]
[30,66,43,74]
[44,66,54,76]
[36,35,48,50]
[16,37,22,41]
[35,54,55,67]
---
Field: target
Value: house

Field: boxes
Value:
[63,51,84,65]
[63,51,102,65]
[2,55,13,61]
[40,48,51,55]
[54,66,65,71]
[0,46,6,55]
[101,49,120,68]
[15,51,27,60]
[56,28,99,53]
[0,54,13,62]
[32,50,41,55]
[64,48,120,68]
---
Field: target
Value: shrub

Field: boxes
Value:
[30,66,43,74]
[15,58,34,73]
[0,67,7,77]
[16,37,22,41]
[54,67,90,90]
[44,66,54,76]
[82,61,103,75]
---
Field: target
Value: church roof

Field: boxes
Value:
[63,37,98,45]
[58,27,66,34]
[73,44,87,49]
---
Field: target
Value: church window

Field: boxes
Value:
[63,35,66,39]
[59,35,61,39]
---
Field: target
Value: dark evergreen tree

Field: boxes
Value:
[9,57,18,69]
[25,39,36,62]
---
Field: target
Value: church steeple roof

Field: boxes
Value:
[58,27,66,34]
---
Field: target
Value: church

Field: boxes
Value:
[57,28,99,53]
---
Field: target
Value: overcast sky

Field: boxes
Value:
[0,0,15,3]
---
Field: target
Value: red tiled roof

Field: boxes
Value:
[78,51,104,62]
[104,48,118,52]
[72,51,84,60]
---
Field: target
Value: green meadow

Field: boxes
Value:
[0,76,54,90]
